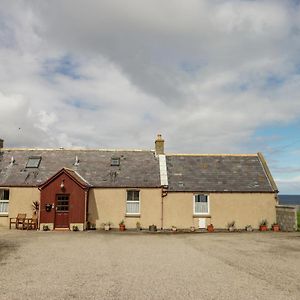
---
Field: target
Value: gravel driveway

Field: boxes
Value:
[0,230,299,300]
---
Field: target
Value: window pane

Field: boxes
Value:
[0,201,8,213]
[126,202,139,214]
[133,191,139,201]
[127,191,133,200]
[26,157,41,168]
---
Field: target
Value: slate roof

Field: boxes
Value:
[0,149,160,188]
[166,154,275,192]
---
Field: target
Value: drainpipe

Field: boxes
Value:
[84,189,89,230]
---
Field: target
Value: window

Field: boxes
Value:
[26,156,42,168]
[111,157,120,166]
[194,194,209,214]
[56,195,69,212]
[126,190,140,214]
[0,189,9,215]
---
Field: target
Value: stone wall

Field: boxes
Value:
[276,205,297,231]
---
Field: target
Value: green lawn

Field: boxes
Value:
[298,211,300,231]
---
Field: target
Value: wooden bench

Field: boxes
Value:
[9,213,26,229]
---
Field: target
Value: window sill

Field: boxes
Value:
[125,214,141,218]
[193,214,211,218]
[0,214,9,217]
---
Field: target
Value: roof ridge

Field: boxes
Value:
[166,153,258,157]
[1,148,154,152]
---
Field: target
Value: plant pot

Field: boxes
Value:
[104,225,110,231]
[259,225,268,231]
[190,226,195,232]
[228,226,235,232]
[272,224,280,232]
[119,224,126,231]
[207,224,214,233]
[171,227,177,232]
[245,225,253,232]
[149,225,157,232]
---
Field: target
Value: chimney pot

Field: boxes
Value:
[155,134,164,155]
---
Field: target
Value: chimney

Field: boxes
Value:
[0,139,3,149]
[155,134,164,155]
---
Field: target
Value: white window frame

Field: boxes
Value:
[0,189,9,215]
[193,194,209,215]
[126,190,140,215]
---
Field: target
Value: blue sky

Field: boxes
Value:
[0,0,300,193]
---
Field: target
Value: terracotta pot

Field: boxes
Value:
[119,224,126,231]
[207,224,214,233]
[272,224,280,232]
[259,225,268,231]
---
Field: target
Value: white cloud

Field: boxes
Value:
[0,0,300,192]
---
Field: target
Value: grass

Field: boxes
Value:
[298,211,300,231]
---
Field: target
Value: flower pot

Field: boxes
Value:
[119,224,126,231]
[190,226,195,232]
[207,224,214,233]
[149,225,157,232]
[171,227,177,232]
[228,226,235,232]
[259,225,268,231]
[272,224,280,232]
[104,225,110,231]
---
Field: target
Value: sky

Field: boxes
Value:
[0,0,300,194]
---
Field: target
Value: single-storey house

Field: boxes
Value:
[0,135,278,230]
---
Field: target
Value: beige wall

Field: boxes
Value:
[0,187,40,228]
[163,192,277,229]
[88,188,162,229]
[1,186,277,230]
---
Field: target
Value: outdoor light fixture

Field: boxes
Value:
[60,179,65,191]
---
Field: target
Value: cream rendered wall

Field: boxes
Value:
[0,187,40,228]
[88,188,161,229]
[163,192,277,229]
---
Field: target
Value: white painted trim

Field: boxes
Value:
[158,155,168,186]
[193,194,210,215]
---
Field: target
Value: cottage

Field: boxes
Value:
[0,135,278,230]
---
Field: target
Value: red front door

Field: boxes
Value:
[55,194,69,228]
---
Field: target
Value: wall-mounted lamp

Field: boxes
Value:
[60,179,65,191]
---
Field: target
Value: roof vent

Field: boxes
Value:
[74,155,80,166]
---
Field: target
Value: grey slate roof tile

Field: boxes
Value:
[0,149,160,188]
[166,155,274,192]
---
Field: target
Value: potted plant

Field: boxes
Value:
[227,221,236,232]
[271,223,280,232]
[171,225,177,232]
[103,222,112,231]
[136,221,142,231]
[149,224,157,232]
[190,226,196,232]
[245,225,253,232]
[119,220,126,231]
[32,201,39,215]
[72,225,79,231]
[43,225,49,231]
[259,219,268,231]
[207,224,214,233]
